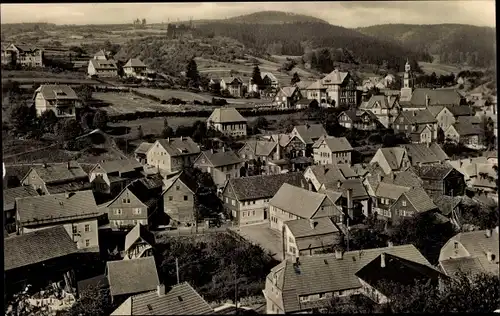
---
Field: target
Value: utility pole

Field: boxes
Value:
[234,264,238,312]
[176,257,180,284]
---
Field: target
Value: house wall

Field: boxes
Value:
[445,126,461,143]
[390,195,418,222]
[195,158,242,188]
[209,122,247,137]
[107,188,149,229]
[303,168,322,191]
[359,279,389,305]
[238,198,269,226]
[436,108,456,131]
[439,239,470,262]
[146,142,172,173]
[369,150,393,174]
[34,92,77,118]
[313,143,351,165]
[22,170,49,195]
[124,66,146,77]
[163,179,195,224]
[270,198,337,232]
[264,277,285,314]
[417,128,433,144]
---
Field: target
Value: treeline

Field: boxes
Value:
[415,72,456,88]
[195,22,432,69]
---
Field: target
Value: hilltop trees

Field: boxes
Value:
[93,110,109,131]
[186,58,200,88]
[291,72,301,85]
[251,65,262,87]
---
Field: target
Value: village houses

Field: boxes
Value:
[15,190,102,252]
[193,148,244,188]
[161,171,198,226]
[261,72,280,91]
[2,43,44,67]
[393,109,438,144]
[207,107,247,137]
[123,223,155,261]
[305,69,358,108]
[144,137,201,175]
[338,109,381,130]
[3,186,38,234]
[359,95,400,128]
[33,84,81,117]
[87,50,118,77]
[220,77,244,97]
[445,122,483,147]
[274,86,302,109]
[369,147,411,174]
[123,58,148,77]
[89,158,144,196]
[304,163,358,192]
[238,139,281,174]
[312,135,353,165]
[427,105,475,132]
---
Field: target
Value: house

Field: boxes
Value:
[106,256,160,304]
[445,122,483,147]
[359,95,400,128]
[3,186,38,233]
[433,195,476,229]
[403,143,450,166]
[355,251,445,304]
[369,147,411,174]
[123,223,155,260]
[123,58,147,77]
[320,179,370,220]
[15,190,102,252]
[3,43,44,67]
[393,109,438,143]
[220,77,244,97]
[283,217,345,258]
[449,159,498,202]
[274,86,302,109]
[402,88,466,110]
[33,84,81,117]
[4,226,78,296]
[193,149,244,188]
[111,282,213,316]
[412,165,466,198]
[295,98,314,109]
[389,187,438,223]
[162,171,198,226]
[304,163,357,192]
[134,142,153,164]
[21,161,90,195]
[105,175,164,230]
[261,72,279,91]
[221,172,307,226]
[89,159,144,196]
[338,109,381,130]
[365,178,411,219]
[305,69,357,108]
[290,123,328,151]
[93,49,109,60]
[428,105,475,132]
[269,183,344,232]
[439,227,499,277]
[238,140,281,167]
[145,137,201,174]
[312,136,353,165]
[207,107,247,137]
[263,244,436,314]
[88,58,118,77]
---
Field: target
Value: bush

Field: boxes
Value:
[212,97,228,106]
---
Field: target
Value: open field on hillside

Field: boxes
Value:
[2,70,88,79]
[417,61,475,76]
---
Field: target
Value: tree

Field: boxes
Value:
[461,203,498,230]
[141,18,146,26]
[162,119,175,138]
[93,110,108,131]
[481,116,496,150]
[39,110,58,133]
[291,72,301,85]
[57,118,84,142]
[75,85,93,107]
[186,58,200,88]
[80,112,95,131]
[64,285,115,316]
[251,65,262,87]
[137,125,144,139]
[9,103,35,135]
[254,117,269,130]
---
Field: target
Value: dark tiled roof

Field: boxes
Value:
[135,142,153,155]
[157,137,201,157]
[447,105,474,117]
[122,177,162,208]
[124,223,155,253]
[27,161,88,184]
[3,186,38,211]
[96,159,143,174]
[5,225,78,271]
[107,256,159,297]
[163,171,198,194]
[16,190,99,226]
[124,58,147,68]
[403,144,448,165]
[199,150,242,167]
[207,108,246,123]
[379,147,407,170]
[293,124,328,144]
[313,136,353,152]
[46,181,92,194]
[355,253,444,298]
[452,122,482,136]
[382,170,423,188]
[433,195,463,216]
[270,183,326,218]
[410,88,464,106]
[239,140,277,157]
[286,217,339,238]
[399,187,437,213]
[77,274,109,293]
[34,85,79,100]
[413,165,454,180]
[439,257,484,277]
[226,172,306,201]
[89,58,118,70]
[399,109,437,124]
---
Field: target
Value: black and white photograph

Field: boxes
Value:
[1,1,498,315]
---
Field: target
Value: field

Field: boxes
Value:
[417,61,475,76]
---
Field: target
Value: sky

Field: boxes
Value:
[0,1,495,28]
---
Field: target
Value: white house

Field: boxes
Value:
[33,84,81,117]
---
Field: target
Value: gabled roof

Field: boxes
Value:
[457,115,481,125]
[239,140,277,157]
[94,158,143,174]
[3,185,38,211]
[409,88,464,106]
[280,86,298,97]
[355,253,444,298]
[124,223,155,253]
[397,187,437,213]
[94,49,107,58]
[305,80,325,90]
[427,106,445,117]
[16,190,100,226]
[313,136,353,152]
[197,149,242,167]
[225,172,307,201]
[269,183,326,218]
[412,165,454,181]
[111,282,213,315]
[89,58,118,70]
[321,69,349,85]
[261,72,278,83]
[156,137,201,157]
[375,182,411,200]
[285,217,339,239]
[107,256,160,297]
[135,142,153,155]
[325,178,369,200]
[381,170,423,188]
[451,122,482,136]
[163,171,198,194]
[398,109,437,124]
[293,124,328,144]
[269,244,433,313]
[379,147,408,170]
[439,257,484,277]
[363,95,398,110]
[433,195,464,216]
[221,77,244,85]
[34,85,79,101]
[124,58,147,68]
[307,164,356,186]
[403,143,449,164]
[207,108,247,123]
[5,225,78,271]
[447,105,475,117]
[22,161,88,184]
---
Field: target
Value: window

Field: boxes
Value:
[72,226,77,234]
[176,185,180,191]
[225,197,229,203]
[226,174,231,180]
[85,239,90,247]
[402,200,407,207]
[242,211,246,217]
[184,195,188,201]
[231,200,235,206]
[84,224,90,232]
[122,198,127,203]
[134,208,142,215]
[114,209,123,215]
[252,210,255,216]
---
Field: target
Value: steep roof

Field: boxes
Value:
[89,58,118,70]
[3,185,38,211]
[135,142,153,155]
[163,171,198,194]
[452,122,482,136]
[293,124,328,144]
[261,72,278,83]
[221,77,243,85]
[321,69,349,85]
[439,257,484,277]
[399,109,437,124]
[403,144,449,165]
[447,105,475,117]
[111,282,213,315]
[379,147,407,170]
[305,80,325,90]
[107,256,160,297]
[269,244,432,313]
[124,58,147,68]
[95,158,143,174]
[427,105,445,117]
[198,149,242,167]
[412,165,454,180]
[120,177,162,208]
[363,95,398,110]
[207,108,247,123]
[226,172,307,201]
[156,137,201,157]
[375,182,411,200]
[313,136,353,152]
[34,85,79,101]
[269,183,326,218]
[16,190,100,226]
[398,187,437,213]
[94,49,107,58]
[409,88,464,106]
[239,140,277,157]
[124,223,156,253]
[5,225,78,271]
[280,86,298,97]
[307,164,356,186]
[285,217,339,239]
[24,161,88,184]
[381,170,423,188]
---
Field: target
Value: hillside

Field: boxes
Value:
[356,24,496,68]
[224,11,329,24]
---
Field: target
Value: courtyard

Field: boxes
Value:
[230,223,284,261]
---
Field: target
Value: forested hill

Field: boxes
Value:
[356,24,496,68]
[195,21,432,66]
[224,11,329,24]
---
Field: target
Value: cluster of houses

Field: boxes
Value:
[87,49,151,79]
[1,43,44,67]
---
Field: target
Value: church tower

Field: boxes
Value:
[400,58,414,101]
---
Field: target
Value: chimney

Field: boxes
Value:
[377,173,382,182]
[347,188,354,219]
[309,219,317,229]
[308,181,314,192]
[487,251,496,262]
[210,148,214,154]
[380,253,386,268]
[295,257,300,265]
[337,179,342,189]
[43,162,48,168]
[413,111,417,116]
[167,137,170,142]
[335,249,343,260]
[486,229,492,238]
[425,95,430,107]
[387,240,393,247]
[180,136,183,141]
[459,160,463,168]
[157,284,166,297]
[67,161,71,169]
